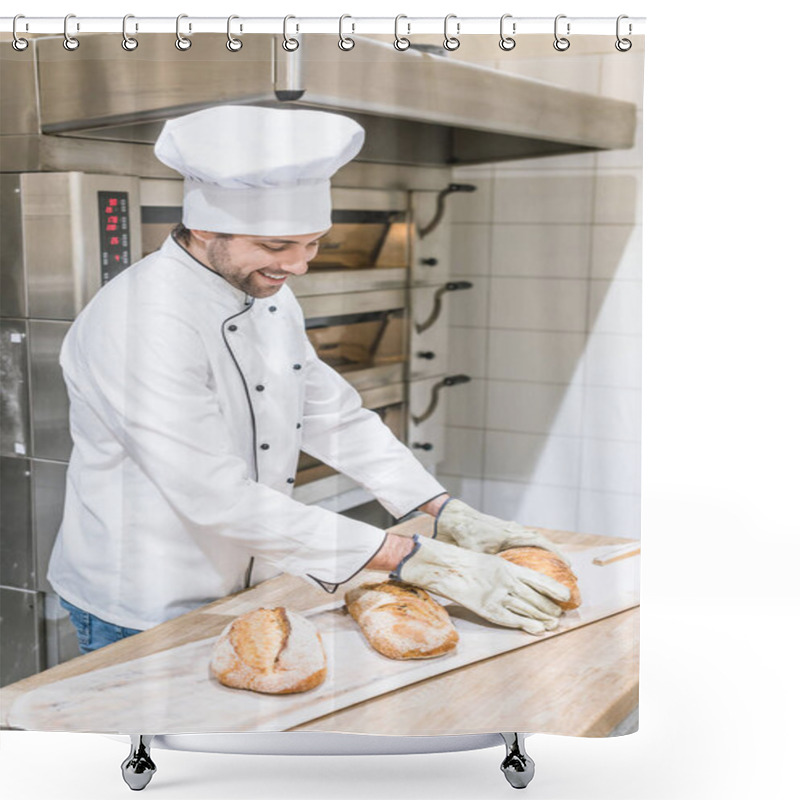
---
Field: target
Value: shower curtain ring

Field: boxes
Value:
[394,15,410,51]
[226,15,243,51]
[122,15,139,51]
[443,14,460,51]
[338,15,355,51]
[63,14,79,51]
[615,15,633,51]
[283,15,300,51]
[499,14,516,51]
[12,15,29,51]
[175,14,192,50]
[554,14,570,51]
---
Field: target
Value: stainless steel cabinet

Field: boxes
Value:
[0,587,43,688]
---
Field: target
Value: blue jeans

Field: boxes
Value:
[58,596,143,655]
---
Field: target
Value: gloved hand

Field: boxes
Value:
[392,534,569,635]
[434,498,571,565]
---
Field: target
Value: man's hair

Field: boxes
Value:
[171,223,232,245]
[172,222,192,246]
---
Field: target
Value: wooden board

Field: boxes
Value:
[7,543,639,734]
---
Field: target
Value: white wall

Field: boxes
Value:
[438,40,644,540]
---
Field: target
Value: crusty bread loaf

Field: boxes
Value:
[345,580,458,660]
[210,607,326,694]
[499,547,582,610]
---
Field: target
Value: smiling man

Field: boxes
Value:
[47,106,569,655]
[178,226,327,297]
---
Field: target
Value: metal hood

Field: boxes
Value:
[1,33,636,172]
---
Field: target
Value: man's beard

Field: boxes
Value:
[206,237,268,297]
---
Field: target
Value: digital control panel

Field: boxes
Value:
[98,190,131,284]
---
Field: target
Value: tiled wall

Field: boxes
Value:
[438,40,644,540]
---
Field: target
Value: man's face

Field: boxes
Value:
[192,229,328,298]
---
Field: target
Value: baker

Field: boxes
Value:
[47,105,570,655]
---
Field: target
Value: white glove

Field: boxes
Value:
[393,534,569,635]
[435,498,571,565]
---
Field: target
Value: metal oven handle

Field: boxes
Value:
[417,183,477,239]
[414,281,473,334]
[410,374,471,425]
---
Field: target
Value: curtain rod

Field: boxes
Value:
[1,15,646,37]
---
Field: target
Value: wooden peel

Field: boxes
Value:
[592,542,641,566]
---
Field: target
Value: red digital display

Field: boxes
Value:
[98,191,130,284]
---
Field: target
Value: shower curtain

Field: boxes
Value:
[0,27,643,741]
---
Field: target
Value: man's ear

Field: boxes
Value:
[190,229,215,244]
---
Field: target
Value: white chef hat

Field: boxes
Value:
[153,105,365,236]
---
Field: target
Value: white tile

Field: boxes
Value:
[448,274,489,328]
[485,381,584,437]
[594,173,642,225]
[493,174,595,224]
[487,330,587,383]
[596,111,643,170]
[447,326,487,378]
[445,377,486,428]
[482,480,579,533]
[588,280,642,335]
[488,278,588,332]
[580,439,641,495]
[435,474,484,508]
[582,386,642,442]
[491,224,591,278]
[484,431,582,487]
[440,427,484,479]
[591,225,642,280]
[585,333,642,388]
[450,224,492,276]
[577,490,642,539]
[599,52,646,108]
[448,177,493,223]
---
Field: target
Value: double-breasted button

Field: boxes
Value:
[260,443,270,450]
[227,324,238,332]
[292,363,302,370]
[255,384,265,392]
[286,477,295,484]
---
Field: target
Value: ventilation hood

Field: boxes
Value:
[1,33,636,174]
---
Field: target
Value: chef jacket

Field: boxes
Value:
[47,233,447,631]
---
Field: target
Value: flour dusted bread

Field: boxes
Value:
[345,580,458,659]
[210,607,326,694]
[499,547,582,610]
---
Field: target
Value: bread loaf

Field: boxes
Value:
[499,547,582,610]
[345,580,458,659]
[210,607,326,694]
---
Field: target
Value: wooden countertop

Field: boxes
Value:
[0,517,639,736]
